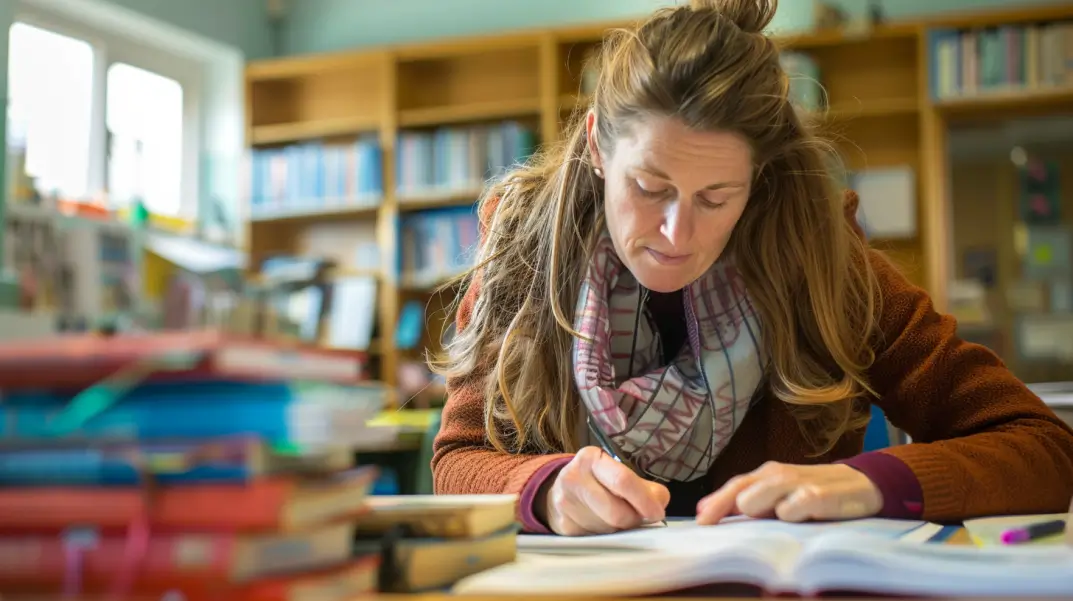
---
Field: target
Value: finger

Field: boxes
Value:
[775,483,872,523]
[548,449,624,536]
[696,474,757,525]
[642,479,671,514]
[547,510,584,537]
[572,474,645,533]
[590,454,666,521]
[735,473,799,519]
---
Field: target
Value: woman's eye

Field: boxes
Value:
[700,196,728,209]
[633,180,668,198]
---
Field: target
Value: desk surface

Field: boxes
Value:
[377,592,1030,596]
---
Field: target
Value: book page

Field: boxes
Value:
[455,534,802,596]
[795,530,1073,597]
[517,516,928,554]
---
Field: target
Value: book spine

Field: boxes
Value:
[0,380,373,445]
[246,139,384,218]
[0,399,290,443]
[928,20,1073,100]
[0,444,259,486]
[0,531,235,585]
[0,481,289,531]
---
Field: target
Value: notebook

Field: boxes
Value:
[454,518,1073,597]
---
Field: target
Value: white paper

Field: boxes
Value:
[327,276,377,351]
[853,166,917,239]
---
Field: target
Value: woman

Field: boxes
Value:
[431,0,1073,536]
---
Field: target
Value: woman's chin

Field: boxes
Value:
[631,267,691,293]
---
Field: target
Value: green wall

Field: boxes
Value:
[281,0,1070,56]
[100,0,274,59]
[281,0,811,55]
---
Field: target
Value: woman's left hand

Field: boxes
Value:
[696,461,883,525]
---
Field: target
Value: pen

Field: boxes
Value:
[999,519,1067,544]
[586,416,667,527]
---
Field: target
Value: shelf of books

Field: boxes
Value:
[244,2,1073,396]
[928,15,1073,120]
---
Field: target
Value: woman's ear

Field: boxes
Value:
[585,111,604,172]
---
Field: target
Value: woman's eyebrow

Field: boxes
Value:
[637,165,746,190]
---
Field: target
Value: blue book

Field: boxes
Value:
[0,435,355,486]
[0,380,387,446]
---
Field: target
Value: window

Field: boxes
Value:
[6,14,200,219]
[7,22,94,201]
[106,63,184,216]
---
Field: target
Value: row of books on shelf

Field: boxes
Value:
[929,20,1073,99]
[0,330,520,599]
[247,136,384,218]
[245,121,536,218]
[399,207,480,289]
[395,121,537,201]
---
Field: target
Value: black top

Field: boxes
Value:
[644,288,715,517]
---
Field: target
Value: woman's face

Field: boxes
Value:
[588,114,753,293]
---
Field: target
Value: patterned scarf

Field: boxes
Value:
[572,232,765,482]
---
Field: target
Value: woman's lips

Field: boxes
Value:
[646,248,691,266]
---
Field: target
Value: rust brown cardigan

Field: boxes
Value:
[432,192,1073,523]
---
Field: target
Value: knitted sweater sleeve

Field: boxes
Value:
[866,250,1073,521]
[430,198,574,517]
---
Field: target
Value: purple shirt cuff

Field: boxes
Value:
[518,457,573,534]
[838,451,924,519]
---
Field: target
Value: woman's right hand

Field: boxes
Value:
[536,446,671,536]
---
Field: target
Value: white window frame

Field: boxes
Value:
[7,17,103,201]
[11,7,202,219]
[10,0,245,231]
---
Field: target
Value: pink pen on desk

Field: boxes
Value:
[999,519,1067,544]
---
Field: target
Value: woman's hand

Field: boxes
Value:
[537,446,670,536]
[696,461,882,525]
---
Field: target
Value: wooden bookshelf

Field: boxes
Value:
[250,116,381,146]
[244,3,1073,390]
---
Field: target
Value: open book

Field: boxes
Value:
[454,518,1073,597]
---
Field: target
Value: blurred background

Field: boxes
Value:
[2,0,1073,493]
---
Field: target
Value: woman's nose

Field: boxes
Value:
[660,199,694,247]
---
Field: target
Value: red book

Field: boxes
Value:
[0,467,377,533]
[0,329,368,390]
[0,555,380,601]
[0,520,356,589]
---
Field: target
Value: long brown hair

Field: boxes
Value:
[432,0,880,457]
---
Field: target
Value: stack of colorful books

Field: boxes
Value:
[0,330,390,600]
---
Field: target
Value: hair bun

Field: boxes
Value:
[688,0,777,34]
